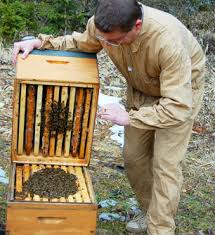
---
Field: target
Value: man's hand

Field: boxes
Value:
[98,103,129,126]
[12,39,42,64]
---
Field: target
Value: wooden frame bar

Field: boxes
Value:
[42,86,53,156]
[18,84,26,155]
[12,81,20,160]
[71,88,84,157]
[56,87,68,157]
[25,85,36,155]
[34,85,43,156]
[79,89,92,159]
[64,87,76,157]
[85,86,99,164]
[49,86,60,156]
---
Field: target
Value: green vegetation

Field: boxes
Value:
[0,0,214,44]
[0,0,96,44]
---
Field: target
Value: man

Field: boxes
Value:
[12,0,205,234]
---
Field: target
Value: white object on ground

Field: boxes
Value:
[98,92,122,107]
[109,125,124,147]
[98,92,125,147]
[0,168,8,184]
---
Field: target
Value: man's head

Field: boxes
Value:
[94,0,143,46]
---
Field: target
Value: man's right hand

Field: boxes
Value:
[12,38,42,64]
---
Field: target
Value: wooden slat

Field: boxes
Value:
[12,155,87,166]
[85,86,99,164]
[19,79,95,88]
[18,84,26,154]
[49,86,60,156]
[68,167,82,203]
[75,167,91,203]
[83,168,96,203]
[23,164,30,182]
[25,85,36,155]
[12,81,20,160]
[15,166,23,193]
[61,165,67,172]
[31,165,41,202]
[42,86,53,156]
[71,88,84,157]
[79,89,92,159]
[64,87,76,157]
[23,164,31,201]
[56,87,68,157]
[67,166,75,203]
[34,85,43,156]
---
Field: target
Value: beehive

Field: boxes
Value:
[6,50,99,235]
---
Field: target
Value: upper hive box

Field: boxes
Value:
[12,49,99,166]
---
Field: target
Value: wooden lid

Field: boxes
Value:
[16,50,99,85]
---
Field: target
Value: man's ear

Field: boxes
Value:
[135,19,142,30]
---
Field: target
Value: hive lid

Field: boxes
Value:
[16,49,99,85]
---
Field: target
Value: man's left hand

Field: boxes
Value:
[98,103,129,126]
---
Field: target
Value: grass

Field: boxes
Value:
[0,184,7,224]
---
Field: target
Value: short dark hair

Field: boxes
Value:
[94,0,142,33]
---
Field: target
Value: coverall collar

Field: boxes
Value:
[130,3,147,53]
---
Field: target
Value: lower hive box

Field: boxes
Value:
[6,163,97,235]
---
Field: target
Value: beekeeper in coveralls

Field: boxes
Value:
[13,0,205,234]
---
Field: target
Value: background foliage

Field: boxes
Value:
[0,0,214,44]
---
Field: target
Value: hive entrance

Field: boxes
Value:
[15,164,92,203]
[16,84,93,159]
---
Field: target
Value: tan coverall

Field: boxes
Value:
[38,5,205,235]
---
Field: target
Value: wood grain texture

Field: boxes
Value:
[15,166,23,194]
[25,85,36,155]
[23,164,31,201]
[56,87,68,157]
[42,86,53,156]
[49,86,60,156]
[16,54,99,85]
[72,88,84,157]
[34,85,43,156]
[85,86,99,164]
[64,87,76,157]
[7,202,97,235]
[18,84,26,155]
[11,81,20,161]
[79,89,92,159]
[68,166,83,203]
[75,167,91,203]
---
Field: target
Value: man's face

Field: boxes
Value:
[96,19,142,47]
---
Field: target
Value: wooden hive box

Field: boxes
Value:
[6,50,99,235]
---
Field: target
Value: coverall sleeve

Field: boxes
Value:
[129,34,193,129]
[38,16,102,53]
